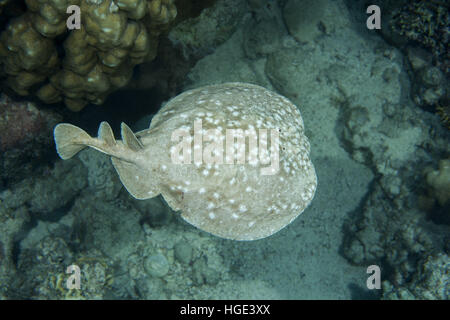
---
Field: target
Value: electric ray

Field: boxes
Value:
[54,82,317,240]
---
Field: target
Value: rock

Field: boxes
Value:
[29,160,87,216]
[425,159,450,207]
[145,253,170,278]
[174,241,193,264]
[243,18,285,59]
[192,256,220,286]
[283,0,349,43]
[419,67,444,87]
[133,196,172,228]
[78,149,122,201]
[383,253,449,300]
[169,0,246,59]
[407,46,431,72]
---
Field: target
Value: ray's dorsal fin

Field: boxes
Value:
[98,121,116,146]
[121,122,143,151]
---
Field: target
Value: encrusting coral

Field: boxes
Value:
[0,0,177,111]
[387,1,449,130]
[0,93,62,183]
[436,104,450,130]
[391,0,449,74]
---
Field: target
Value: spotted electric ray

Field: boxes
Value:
[54,82,317,240]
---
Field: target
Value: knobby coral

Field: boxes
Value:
[0,0,177,111]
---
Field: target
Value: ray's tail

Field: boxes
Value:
[54,121,118,160]
[54,121,142,160]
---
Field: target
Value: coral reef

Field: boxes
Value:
[0,147,232,299]
[381,1,449,129]
[0,94,53,151]
[262,2,450,297]
[0,202,30,298]
[1,0,449,300]
[0,157,87,218]
[340,94,450,297]
[382,253,449,300]
[339,66,450,297]
[405,46,448,130]
[125,227,230,299]
[0,0,178,111]
[46,253,114,299]
[390,1,449,74]
[0,155,86,298]
[0,93,62,183]
[436,104,450,129]
[17,234,113,299]
[342,185,434,270]
[17,236,74,298]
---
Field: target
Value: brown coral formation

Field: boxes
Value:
[0,0,12,13]
[0,0,178,111]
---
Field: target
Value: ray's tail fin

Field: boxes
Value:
[53,123,92,159]
[54,122,118,160]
